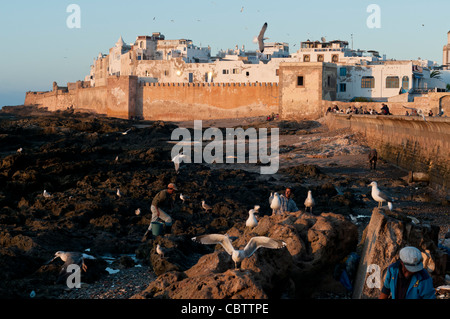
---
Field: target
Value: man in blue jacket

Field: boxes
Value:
[379,246,436,299]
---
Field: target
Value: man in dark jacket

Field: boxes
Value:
[142,183,177,240]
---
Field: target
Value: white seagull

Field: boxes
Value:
[17,148,23,154]
[116,188,121,198]
[120,128,132,135]
[172,152,189,174]
[192,234,286,269]
[254,22,268,53]
[304,190,315,214]
[43,190,51,198]
[45,251,96,281]
[135,208,141,216]
[180,193,189,204]
[156,244,166,258]
[270,192,281,214]
[202,200,212,212]
[369,181,394,209]
[246,209,258,229]
[403,105,426,121]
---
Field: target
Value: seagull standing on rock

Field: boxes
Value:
[180,193,189,204]
[192,234,286,269]
[246,209,258,229]
[304,190,315,214]
[156,244,166,258]
[43,190,51,198]
[202,200,212,212]
[369,181,394,210]
[269,192,281,215]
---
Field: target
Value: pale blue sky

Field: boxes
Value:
[1,0,449,107]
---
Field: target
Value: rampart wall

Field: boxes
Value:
[138,81,279,121]
[25,76,280,121]
[325,113,450,190]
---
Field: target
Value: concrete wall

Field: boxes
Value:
[325,113,450,190]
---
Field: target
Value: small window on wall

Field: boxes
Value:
[303,55,310,62]
[340,67,347,76]
[276,69,279,76]
[361,76,375,88]
[223,69,229,75]
[386,76,399,88]
[317,55,324,62]
[340,83,347,92]
[297,76,304,87]
[332,54,339,62]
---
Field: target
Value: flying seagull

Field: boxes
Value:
[45,251,96,282]
[119,128,132,135]
[304,190,315,214]
[172,152,189,174]
[192,234,286,269]
[369,181,394,210]
[402,105,426,121]
[254,22,268,53]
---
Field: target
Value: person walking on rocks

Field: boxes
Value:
[368,149,378,170]
[379,246,436,299]
[142,183,177,241]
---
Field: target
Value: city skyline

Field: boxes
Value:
[1,0,449,107]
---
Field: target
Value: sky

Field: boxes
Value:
[0,0,449,107]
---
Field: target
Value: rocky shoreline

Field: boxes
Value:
[0,106,448,300]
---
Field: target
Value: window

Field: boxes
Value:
[297,76,304,87]
[361,76,375,88]
[402,76,409,90]
[303,55,310,62]
[246,71,250,76]
[232,68,240,74]
[222,69,229,75]
[332,54,339,63]
[317,54,324,62]
[340,67,347,76]
[340,83,347,92]
[276,69,279,76]
[386,76,399,88]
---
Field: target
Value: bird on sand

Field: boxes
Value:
[202,200,212,212]
[246,209,258,229]
[269,192,281,214]
[369,181,394,209]
[253,22,268,53]
[192,234,286,269]
[172,152,189,174]
[45,251,96,282]
[304,190,315,214]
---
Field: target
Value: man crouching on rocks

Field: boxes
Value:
[142,183,177,241]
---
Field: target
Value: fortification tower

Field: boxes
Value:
[444,31,450,69]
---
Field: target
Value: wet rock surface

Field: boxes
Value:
[0,106,448,299]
